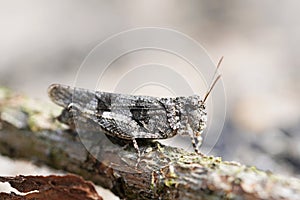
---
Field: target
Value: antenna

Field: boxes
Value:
[202,56,223,104]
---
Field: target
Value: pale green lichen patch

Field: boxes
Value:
[0,87,12,101]
[134,136,300,199]
[164,179,178,188]
[167,164,178,178]
[0,87,64,132]
[162,164,180,188]
[1,107,28,129]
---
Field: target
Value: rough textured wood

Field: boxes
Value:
[0,87,300,200]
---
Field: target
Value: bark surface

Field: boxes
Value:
[0,87,299,200]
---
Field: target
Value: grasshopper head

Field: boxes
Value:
[185,95,208,133]
[176,95,207,153]
[179,57,223,153]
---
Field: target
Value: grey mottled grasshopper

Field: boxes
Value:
[48,58,223,158]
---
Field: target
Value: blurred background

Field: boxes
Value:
[0,1,300,199]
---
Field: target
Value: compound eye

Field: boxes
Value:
[190,97,198,106]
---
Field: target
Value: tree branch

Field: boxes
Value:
[0,87,299,199]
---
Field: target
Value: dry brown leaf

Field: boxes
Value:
[0,174,103,200]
